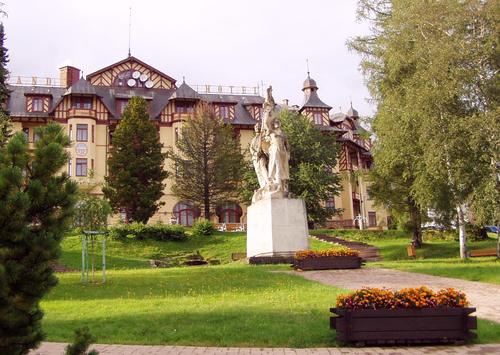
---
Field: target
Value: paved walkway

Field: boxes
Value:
[286,268,500,323]
[30,342,500,354]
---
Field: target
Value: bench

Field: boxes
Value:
[215,223,246,232]
[469,248,497,257]
[407,244,416,258]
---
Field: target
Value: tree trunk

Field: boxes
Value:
[409,198,422,247]
[497,224,500,258]
[456,204,468,259]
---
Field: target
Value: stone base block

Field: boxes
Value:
[246,197,309,258]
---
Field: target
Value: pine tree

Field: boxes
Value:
[169,103,244,220]
[0,123,78,354]
[103,97,168,223]
[0,22,12,147]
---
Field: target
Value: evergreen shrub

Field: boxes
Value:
[192,219,215,236]
[109,222,186,241]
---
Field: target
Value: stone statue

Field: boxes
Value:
[266,118,290,192]
[250,122,269,189]
[251,86,290,202]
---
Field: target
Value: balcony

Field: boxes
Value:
[67,108,97,119]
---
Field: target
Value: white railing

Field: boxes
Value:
[191,84,260,95]
[7,75,63,87]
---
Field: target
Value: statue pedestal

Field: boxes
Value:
[246,197,309,258]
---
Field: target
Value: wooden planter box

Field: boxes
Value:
[294,256,362,270]
[330,307,477,345]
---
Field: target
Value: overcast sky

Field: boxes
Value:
[3,0,374,115]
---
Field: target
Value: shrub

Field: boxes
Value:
[65,327,99,355]
[336,287,469,310]
[109,222,186,241]
[295,246,358,260]
[192,219,215,236]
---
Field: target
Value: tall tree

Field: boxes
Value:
[241,110,342,224]
[349,0,498,258]
[0,22,12,147]
[0,123,78,354]
[103,97,168,223]
[169,103,244,219]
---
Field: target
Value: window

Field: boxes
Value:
[75,158,87,176]
[174,128,179,143]
[72,96,93,109]
[219,105,229,119]
[349,151,358,168]
[91,159,94,171]
[175,102,195,114]
[217,202,243,223]
[67,159,72,176]
[22,127,29,140]
[34,130,41,142]
[69,124,73,141]
[91,125,94,143]
[314,112,323,125]
[368,212,377,227]
[325,198,335,209]
[32,98,43,112]
[76,124,88,142]
[173,202,200,226]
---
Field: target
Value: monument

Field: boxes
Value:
[246,86,309,259]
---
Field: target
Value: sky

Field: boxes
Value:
[2,0,374,115]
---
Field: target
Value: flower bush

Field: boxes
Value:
[295,246,359,260]
[336,287,469,310]
[192,219,215,236]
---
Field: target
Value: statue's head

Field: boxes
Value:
[254,122,261,132]
[273,118,281,128]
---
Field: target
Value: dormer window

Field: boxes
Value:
[72,96,93,109]
[32,97,43,112]
[219,105,230,119]
[176,102,195,114]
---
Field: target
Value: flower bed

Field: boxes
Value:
[331,287,477,345]
[294,246,362,270]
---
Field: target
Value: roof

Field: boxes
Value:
[7,85,66,117]
[330,112,348,123]
[347,105,359,118]
[201,93,264,125]
[303,75,318,90]
[300,90,332,110]
[170,82,200,100]
[86,56,177,85]
[64,78,99,96]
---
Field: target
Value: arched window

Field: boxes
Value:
[216,202,243,223]
[173,202,199,226]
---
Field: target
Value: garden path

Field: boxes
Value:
[30,342,500,354]
[286,268,500,323]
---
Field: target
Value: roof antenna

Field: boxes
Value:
[128,6,132,57]
[306,59,310,77]
[182,76,186,84]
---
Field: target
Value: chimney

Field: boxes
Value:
[282,99,289,106]
[59,66,81,88]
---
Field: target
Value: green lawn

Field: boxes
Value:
[311,229,499,284]
[48,230,500,346]
[43,265,346,347]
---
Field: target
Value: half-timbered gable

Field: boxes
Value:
[87,56,176,90]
